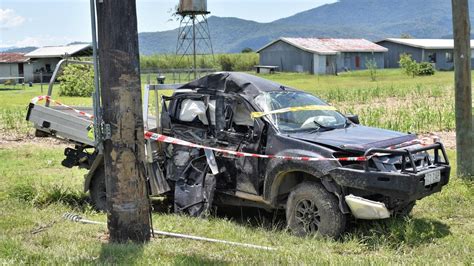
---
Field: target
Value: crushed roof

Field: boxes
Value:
[379,38,474,49]
[178,72,298,97]
[0,53,30,63]
[257,38,388,54]
[25,44,92,58]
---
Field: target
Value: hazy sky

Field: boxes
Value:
[0,0,336,48]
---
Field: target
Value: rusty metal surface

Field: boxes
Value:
[0,52,30,63]
[178,0,208,14]
[259,38,388,54]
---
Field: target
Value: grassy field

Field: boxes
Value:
[1,69,473,264]
[0,69,461,136]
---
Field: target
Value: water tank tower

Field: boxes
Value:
[175,0,214,79]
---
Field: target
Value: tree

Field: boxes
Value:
[58,64,94,97]
[241,47,253,53]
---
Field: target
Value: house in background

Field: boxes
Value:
[376,38,474,70]
[257,38,388,75]
[0,53,32,83]
[25,43,93,82]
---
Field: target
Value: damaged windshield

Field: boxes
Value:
[254,91,347,132]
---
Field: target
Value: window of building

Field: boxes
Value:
[446,52,453,63]
[427,53,437,63]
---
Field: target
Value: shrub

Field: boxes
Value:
[399,54,418,77]
[417,62,436,76]
[365,58,378,81]
[58,64,94,97]
[399,54,435,77]
[218,54,234,71]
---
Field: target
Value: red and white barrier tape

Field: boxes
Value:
[31,96,438,163]
[32,95,95,120]
[144,131,368,162]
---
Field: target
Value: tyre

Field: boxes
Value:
[89,167,107,212]
[286,181,346,238]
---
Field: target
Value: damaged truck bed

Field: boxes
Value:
[27,72,450,238]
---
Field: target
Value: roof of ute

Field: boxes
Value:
[177,72,299,97]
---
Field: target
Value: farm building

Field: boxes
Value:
[257,38,388,74]
[0,53,32,83]
[377,38,474,70]
[24,43,93,82]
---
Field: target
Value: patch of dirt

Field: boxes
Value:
[419,131,456,150]
[0,131,69,149]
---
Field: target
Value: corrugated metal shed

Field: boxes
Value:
[0,53,30,63]
[25,44,92,58]
[381,38,474,49]
[257,38,388,55]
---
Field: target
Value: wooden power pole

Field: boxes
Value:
[452,0,474,177]
[96,0,151,242]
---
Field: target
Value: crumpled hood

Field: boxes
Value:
[288,125,416,152]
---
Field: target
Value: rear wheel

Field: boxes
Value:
[89,167,107,212]
[286,181,346,238]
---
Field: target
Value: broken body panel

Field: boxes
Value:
[159,72,450,218]
[27,72,450,235]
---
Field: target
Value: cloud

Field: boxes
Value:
[0,9,26,29]
[0,35,83,48]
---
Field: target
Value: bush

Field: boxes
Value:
[365,58,378,81]
[58,64,94,97]
[218,54,234,71]
[399,54,435,77]
[417,62,435,76]
[399,54,419,77]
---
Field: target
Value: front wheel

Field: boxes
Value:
[89,167,107,212]
[286,181,346,238]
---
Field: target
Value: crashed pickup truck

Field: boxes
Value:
[27,72,450,238]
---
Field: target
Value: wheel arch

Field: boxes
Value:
[263,161,350,213]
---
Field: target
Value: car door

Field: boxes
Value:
[215,95,266,195]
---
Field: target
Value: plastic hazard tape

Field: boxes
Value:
[251,105,337,119]
[30,96,438,163]
[32,95,95,120]
[144,131,368,162]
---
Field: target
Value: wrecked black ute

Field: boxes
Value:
[158,72,450,238]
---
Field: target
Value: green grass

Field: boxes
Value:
[0,69,472,264]
[0,145,472,264]
[1,69,459,135]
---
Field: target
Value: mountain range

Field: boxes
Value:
[139,0,472,55]
[3,0,472,55]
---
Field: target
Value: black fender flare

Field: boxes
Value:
[263,150,341,207]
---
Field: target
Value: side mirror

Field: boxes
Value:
[346,114,360,125]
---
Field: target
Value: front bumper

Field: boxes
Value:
[330,142,450,202]
[330,165,450,201]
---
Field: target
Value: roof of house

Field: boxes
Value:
[257,38,388,55]
[378,38,474,49]
[0,53,30,63]
[25,44,92,58]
